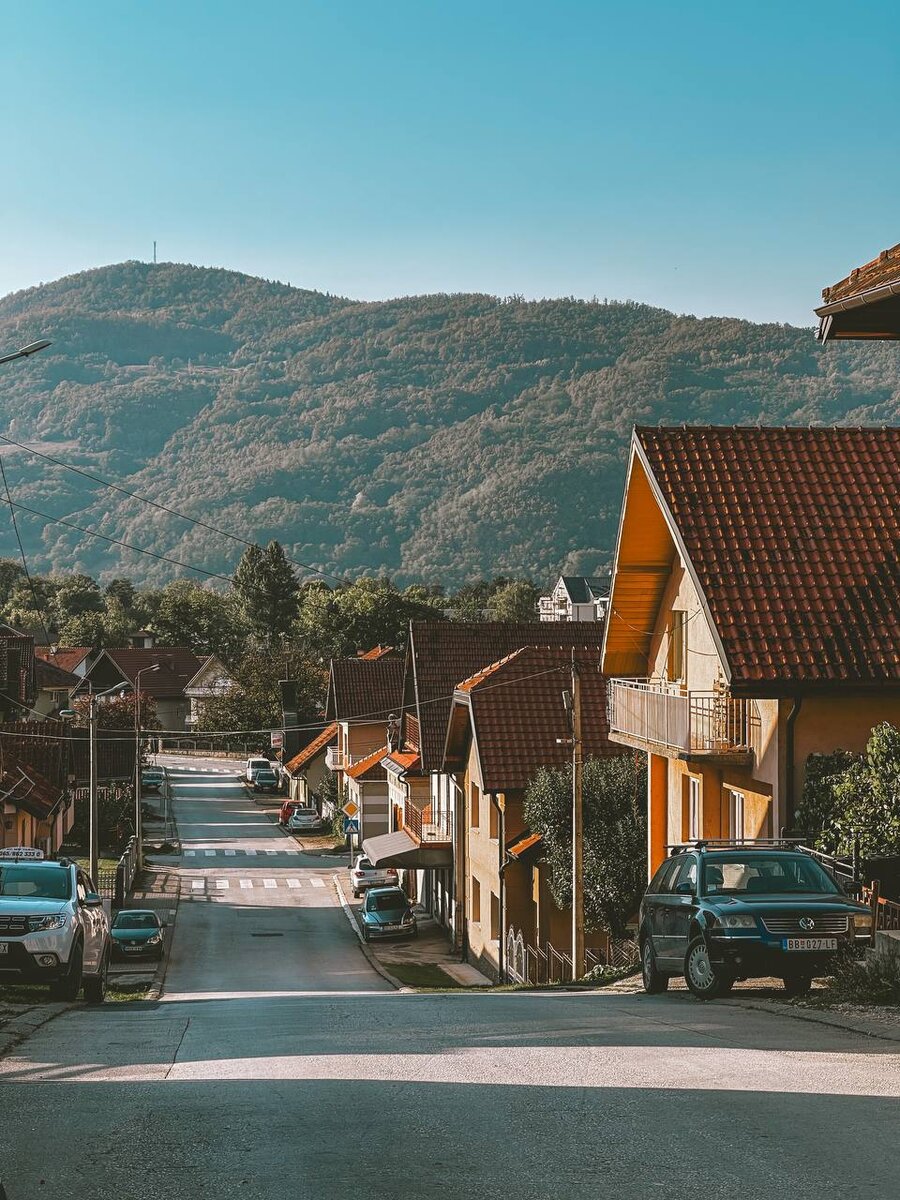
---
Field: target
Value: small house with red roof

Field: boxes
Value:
[283,722,338,808]
[602,426,900,875]
[72,646,203,731]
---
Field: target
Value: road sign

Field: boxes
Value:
[270,730,284,750]
[341,799,359,819]
[343,817,360,834]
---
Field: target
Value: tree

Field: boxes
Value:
[485,579,539,622]
[57,611,106,648]
[105,578,137,612]
[296,577,444,660]
[72,689,159,731]
[151,579,247,660]
[198,647,326,745]
[523,753,646,936]
[0,559,24,607]
[52,574,104,625]
[232,541,299,644]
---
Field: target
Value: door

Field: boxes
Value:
[77,870,104,971]
[647,858,682,963]
[657,855,698,967]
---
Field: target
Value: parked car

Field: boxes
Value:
[639,840,874,1000]
[110,909,165,961]
[287,807,321,832]
[349,854,398,898]
[245,757,273,785]
[251,767,279,794]
[280,799,300,826]
[0,847,110,1002]
[141,767,166,793]
[360,886,417,942]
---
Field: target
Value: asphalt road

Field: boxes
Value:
[1,758,898,1200]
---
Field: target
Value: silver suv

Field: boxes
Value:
[0,848,111,1003]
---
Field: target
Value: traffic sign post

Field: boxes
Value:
[343,817,360,834]
[341,799,359,819]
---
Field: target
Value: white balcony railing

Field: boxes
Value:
[608,678,753,756]
[403,800,452,844]
[326,747,361,771]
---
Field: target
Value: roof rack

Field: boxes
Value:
[666,838,807,855]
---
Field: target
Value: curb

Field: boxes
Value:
[724,994,900,1044]
[136,796,183,1002]
[331,873,411,992]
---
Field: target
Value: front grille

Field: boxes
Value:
[761,914,849,935]
[0,915,28,935]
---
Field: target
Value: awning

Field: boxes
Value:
[362,830,453,869]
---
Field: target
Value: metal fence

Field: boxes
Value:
[505,928,639,984]
[95,835,139,909]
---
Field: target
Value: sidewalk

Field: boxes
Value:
[333,873,490,989]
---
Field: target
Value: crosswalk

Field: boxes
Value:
[186,876,329,893]
[184,848,301,857]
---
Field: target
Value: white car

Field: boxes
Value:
[0,847,110,1002]
[349,854,398,898]
[245,757,272,785]
[287,807,321,832]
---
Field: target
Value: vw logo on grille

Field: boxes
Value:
[799,917,816,931]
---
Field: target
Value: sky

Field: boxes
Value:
[2,0,899,326]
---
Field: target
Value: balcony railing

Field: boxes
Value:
[403,800,452,844]
[325,748,360,771]
[608,678,753,756]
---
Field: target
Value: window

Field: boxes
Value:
[726,788,745,840]
[471,877,481,923]
[490,891,500,941]
[470,783,480,829]
[489,798,499,840]
[686,776,701,840]
[648,858,680,895]
[674,857,698,893]
[667,610,686,681]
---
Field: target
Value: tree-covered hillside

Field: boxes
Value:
[0,260,897,588]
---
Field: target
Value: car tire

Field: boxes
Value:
[54,941,84,1002]
[782,974,813,997]
[362,928,370,943]
[684,936,730,1000]
[83,949,109,1005]
[641,936,669,994]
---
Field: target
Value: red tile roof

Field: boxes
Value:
[284,723,337,775]
[0,756,64,821]
[345,745,389,782]
[446,646,619,792]
[325,657,404,723]
[635,426,900,690]
[76,648,203,698]
[820,243,900,305]
[35,658,80,691]
[407,622,606,771]
[382,750,420,772]
[35,646,91,674]
[359,645,395,660]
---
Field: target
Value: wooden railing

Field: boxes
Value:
[863,881,900,933]
[608,678,754,754]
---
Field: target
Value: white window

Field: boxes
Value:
[688,777,701,840]
[727,789,745,840]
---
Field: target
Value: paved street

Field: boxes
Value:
[1,760,898,1200]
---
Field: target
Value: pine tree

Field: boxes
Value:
[232,541,299,644]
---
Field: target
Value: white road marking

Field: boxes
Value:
[245,849,257,856]
[286,879,301,888]
[204,850,216,857]
[240,879,253,889]
[191,880,204,891]
[168,909,177,919]
[185,850,196,857]
[224,850,236,856]
[310,878,326,889]
[265,849,278,856]
[215,880,229,889]
[263,879,277,889]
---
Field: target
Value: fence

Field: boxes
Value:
[505,928,639,984]
[863,880,900,934]
[95,835,139,908]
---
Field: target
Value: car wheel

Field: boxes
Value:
[641,936,669,994]
[83,949,109,1005]
[684,936,730,1000]
[54,942,84,1002]
[362,927,370,942]
[782,974,813,997]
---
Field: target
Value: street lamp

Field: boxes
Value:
[68,682,127,885]
[134,664,161,872]
[0,339,52,366]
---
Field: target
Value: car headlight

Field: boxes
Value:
[852,913,874,933]
[401,912,414,925]
[716,914,757,930]
[28,913,68,932]
[146,933,162,945]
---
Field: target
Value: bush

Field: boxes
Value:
[826,950,900,1006]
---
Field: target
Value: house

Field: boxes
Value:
[442,645,620,980]
[72,646,203,731]
[538,576,609,623]
[35,646,94,679]
[344,747,392,841]
[816,242,900,341]
[33,657,81,719]
[601,425,900,877]
[0,625,36,722]
[0,720,75,854]
[283,722,337,809]
[362,621,606,945]
[184,655,235,727]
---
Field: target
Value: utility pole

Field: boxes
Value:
[88,691,99,886]
[571,651,585,981]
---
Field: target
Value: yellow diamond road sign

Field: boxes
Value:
[341,800,359,819]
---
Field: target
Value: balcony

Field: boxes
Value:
[607,678,755,761]
[402,800,452,845]
[325,748,359,771]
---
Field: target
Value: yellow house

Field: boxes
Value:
[602,425,900,876]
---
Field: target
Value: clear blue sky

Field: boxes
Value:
[3,0,899,326]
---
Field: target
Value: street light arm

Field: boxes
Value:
[0,339,52,365]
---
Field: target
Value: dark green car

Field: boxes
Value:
[639,841,873,1000]
[110,909,165,961]
[360,886,417,942]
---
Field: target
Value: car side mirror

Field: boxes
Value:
[675,881,694,896]
[83,892,103,907]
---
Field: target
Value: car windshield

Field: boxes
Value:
[702,854,841,896]
[113,912,159,929]
[356,859,372,871]
[368,892,405,912]
[0,865,71,900]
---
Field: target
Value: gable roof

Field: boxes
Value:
[345,745,389,782]
[74,647,203,698]
[632,425,900,691]
[445,646,618,792]
[406,621,605,771]
[284,722,337,775]
[35,646,91,674]
[559,576,608,604]
[817,242,900,341]
[325,656,404,723]
[183,655,234,694]
[35,657,80,691]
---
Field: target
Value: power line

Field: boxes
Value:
[0,432,350,585]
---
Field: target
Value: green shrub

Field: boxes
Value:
[826,951,900,1006]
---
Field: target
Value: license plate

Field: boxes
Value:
[784,937,838,951]
[0,943,8,955]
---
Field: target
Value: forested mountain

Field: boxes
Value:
[0,260,897,588]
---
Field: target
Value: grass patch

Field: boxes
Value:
[381,963,466,989]
[107,982,152,1002]
[0,983,49,1006]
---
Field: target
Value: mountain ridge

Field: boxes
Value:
[0,260,896,588]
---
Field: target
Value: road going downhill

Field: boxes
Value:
[1,759,898,1200]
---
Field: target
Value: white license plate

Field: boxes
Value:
[0,942,8,955]
[784,937,838,951]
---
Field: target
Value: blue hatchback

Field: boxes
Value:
[360,887,417,942]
